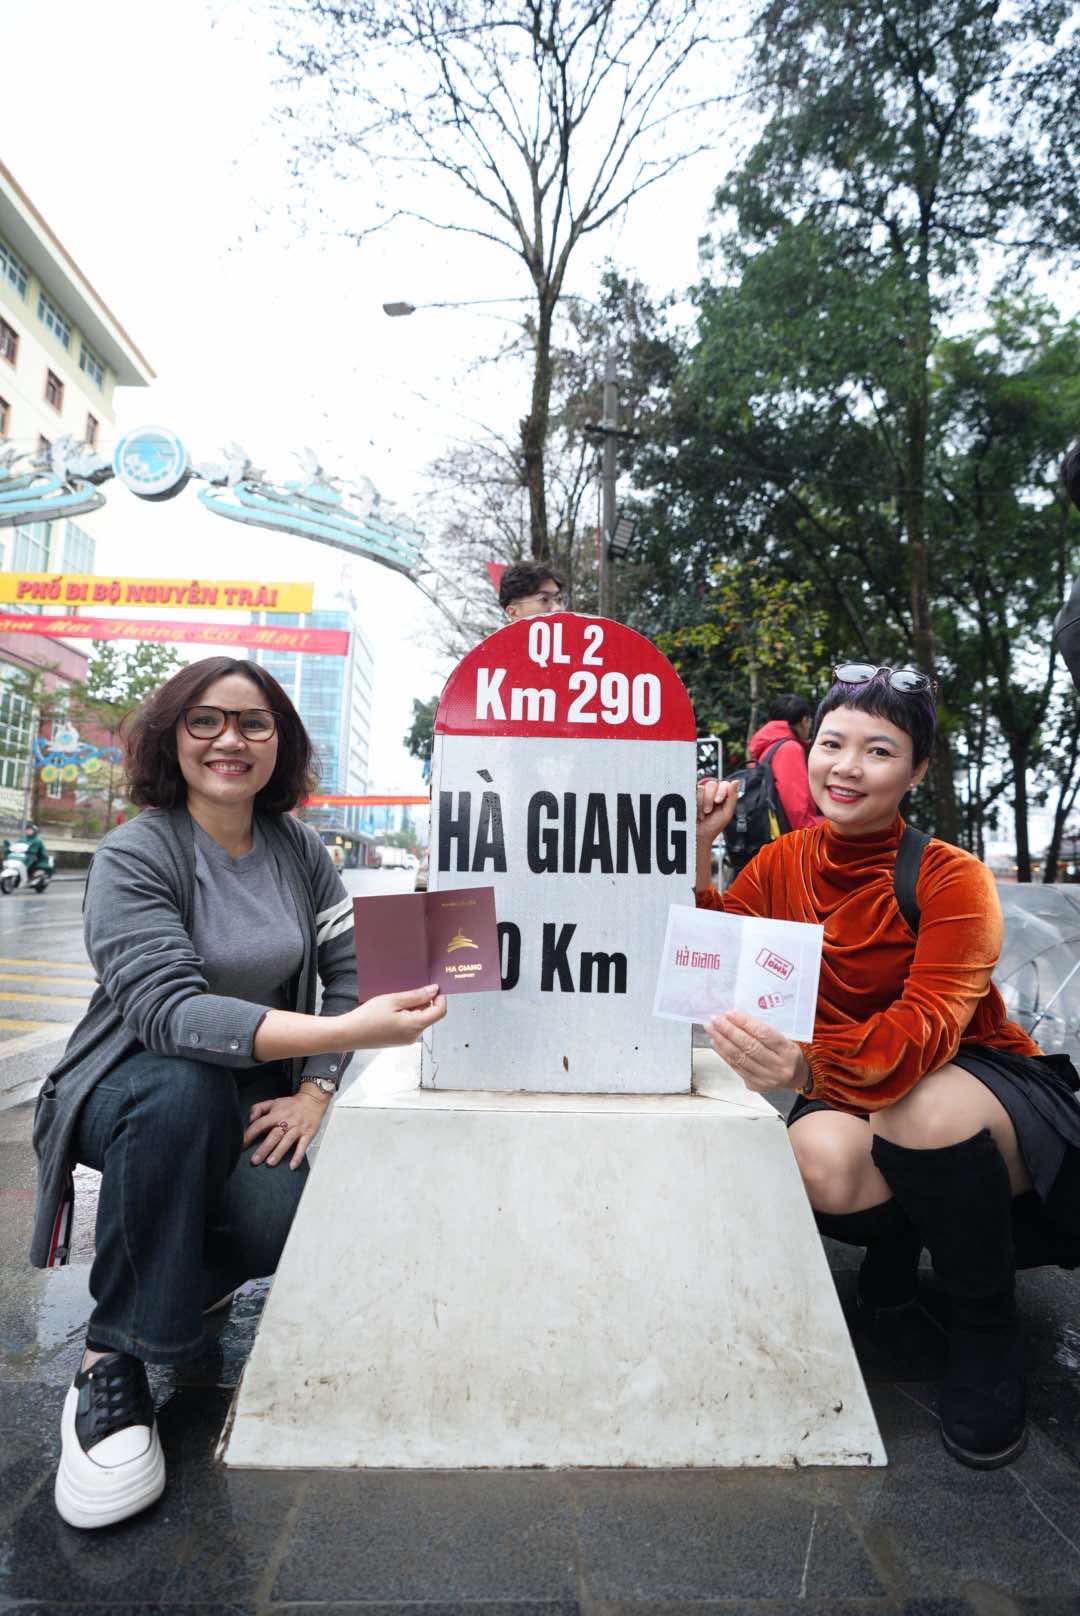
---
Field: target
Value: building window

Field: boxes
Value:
[37,292,71,351]
[79,341,105,389]
[63,520,94,574]
[0,238,28,299]
[85,412,98,448]
[0,317,17,365]
[0,397,8,437]
[44,369,64,412]
[0,672,34,794]
[13,522,50,571]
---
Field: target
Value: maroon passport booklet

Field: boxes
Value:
[353,886,500,1001]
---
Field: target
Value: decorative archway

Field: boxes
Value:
[0,427,478,633]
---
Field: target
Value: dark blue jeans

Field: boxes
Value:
[72,1050,308,1364]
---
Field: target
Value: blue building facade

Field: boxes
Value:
[252,606,375,833]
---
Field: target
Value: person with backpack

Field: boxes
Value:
[749,695,823,829]
[694,662,1080,1472]
[714,695,822,875]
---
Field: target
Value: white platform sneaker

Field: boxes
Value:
[55,1352,165,1529]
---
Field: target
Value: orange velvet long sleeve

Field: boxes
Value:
[695,816,1039,1112]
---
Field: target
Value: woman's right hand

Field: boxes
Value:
[344,985,448,1048]
[696,777,738,846]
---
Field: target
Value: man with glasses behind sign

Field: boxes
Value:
[30,657,447,1530]
[694,662,1080,1473]
[498,560,565,621]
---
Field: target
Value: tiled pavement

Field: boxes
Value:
[2,1097,1080,1615]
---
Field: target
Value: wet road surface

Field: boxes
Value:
[0,872,1078,1611]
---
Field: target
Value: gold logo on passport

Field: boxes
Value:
[446,928,479,954]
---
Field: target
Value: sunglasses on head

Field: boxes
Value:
[832,662,938,696]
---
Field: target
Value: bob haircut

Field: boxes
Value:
[124,657,318,815]
[813,674,937,768]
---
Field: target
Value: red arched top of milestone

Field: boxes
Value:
[435,613,696,742]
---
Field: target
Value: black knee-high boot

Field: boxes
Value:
[812,1200,923,1311]
[871,1129,1026,1469]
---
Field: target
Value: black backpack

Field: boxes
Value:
[722,739,792,873]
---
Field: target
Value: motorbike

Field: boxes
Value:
[0,840,54,894]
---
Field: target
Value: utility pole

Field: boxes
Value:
[598,351,618,620]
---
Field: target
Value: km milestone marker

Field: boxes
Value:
[426,612,697,1093]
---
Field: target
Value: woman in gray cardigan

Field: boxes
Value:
[35,657,445,1531]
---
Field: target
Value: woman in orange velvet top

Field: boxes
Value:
[695,664,1080,1472]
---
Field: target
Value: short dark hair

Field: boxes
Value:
[813,675,937,768]
[124,657,318,814]
[1063,440,1080,511]
[499,560,564,609]
[767,693,813,727]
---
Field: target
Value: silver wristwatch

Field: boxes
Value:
[301,1076,337,1097]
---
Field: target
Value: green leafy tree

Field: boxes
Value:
[69,642,184,832]
[928,297,1080,876]
[76,641,183,712]
[403,695,440,769]
[657,560,830,764]
[692,0,1079,837]
[636,280,1080,868]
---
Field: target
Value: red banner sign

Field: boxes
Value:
[306,795,430,806]
[0,614,349,656]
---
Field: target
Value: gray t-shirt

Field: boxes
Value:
[191,818,304,1011]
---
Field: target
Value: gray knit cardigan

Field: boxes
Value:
[30,807,357,1267]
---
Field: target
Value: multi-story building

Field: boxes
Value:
[0,160,153,827]
[252,602,376,833]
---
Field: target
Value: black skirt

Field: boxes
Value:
[788,1043,1080,1201]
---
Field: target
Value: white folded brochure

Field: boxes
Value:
[653,904,824,1041]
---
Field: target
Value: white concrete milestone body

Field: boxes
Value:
[426,613,697,1092]
[223,615,885,1470]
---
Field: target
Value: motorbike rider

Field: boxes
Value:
[22,823,48,878]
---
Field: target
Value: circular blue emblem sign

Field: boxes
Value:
[113,426,189,502]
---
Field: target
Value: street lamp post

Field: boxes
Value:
[599,351,617,618]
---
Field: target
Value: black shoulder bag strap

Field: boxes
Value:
[762,738,792,833]
[893,823,931,934]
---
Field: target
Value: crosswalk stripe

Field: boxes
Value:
[0,956,94,972]
[0,982,91,995]
[0,1020,79,1073]
[0,972,97,988]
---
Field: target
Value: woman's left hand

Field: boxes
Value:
[245,1088,331,1169]
[705,1009,810,1093]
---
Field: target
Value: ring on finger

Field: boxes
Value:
[275,1119,289,1133]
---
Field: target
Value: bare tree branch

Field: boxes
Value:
[267,0,741,555]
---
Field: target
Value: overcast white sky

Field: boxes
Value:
[1,0,731,787]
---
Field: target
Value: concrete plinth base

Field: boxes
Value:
[221,1047,885,1469]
